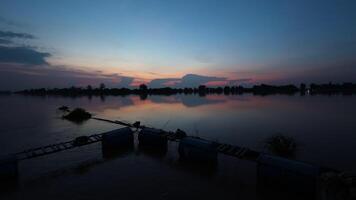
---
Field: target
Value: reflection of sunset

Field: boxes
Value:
[93,95,308,128]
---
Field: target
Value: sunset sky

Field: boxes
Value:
[0,0,355,90]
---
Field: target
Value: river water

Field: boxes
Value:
[0,94,355,199]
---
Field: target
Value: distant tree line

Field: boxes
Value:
[15,82,356,98]
[309,82,356,95]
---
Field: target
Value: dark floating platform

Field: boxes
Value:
[178,136,218,163]
[2,115,355,199]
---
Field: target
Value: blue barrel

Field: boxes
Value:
[138,128,167,147]
[257,154,320,199]
[102,127,134,149]
[178,137,218,162]
[0,155,18,181]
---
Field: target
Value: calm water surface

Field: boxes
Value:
[0,94,355,199]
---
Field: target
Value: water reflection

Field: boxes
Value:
[149,95,227,107]
[102,143,134,160]
[1,94,356,199]
[1,94,356,170]
[137,143,168,158]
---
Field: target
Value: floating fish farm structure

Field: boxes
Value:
[178,136,218,163]
[0,117,354,199]
[138,127,168,147]
[102,127,134,149]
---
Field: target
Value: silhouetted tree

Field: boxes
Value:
[139,84,148,90]
[87,85,92,91]
[198,85,206,91]
[198,85,206,96]
[224,86,231,95]
[99,83,106,90]
[300,83,306,95]
[310,83,316,90]
[300,83,306,91]
[16,81,356,97]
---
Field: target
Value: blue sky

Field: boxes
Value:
[0,0,355,89]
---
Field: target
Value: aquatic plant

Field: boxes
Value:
[62,108,92,123]
[264,134,297,158]
[58,105,70,112]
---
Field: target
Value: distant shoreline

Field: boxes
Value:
[10,83,356,97]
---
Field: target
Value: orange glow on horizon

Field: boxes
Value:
[48,59,292,87]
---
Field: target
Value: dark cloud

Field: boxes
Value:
[0,17,22,27]
[0,30,44,65]
[0,46,51,65]
[0,30,35,39]
[228,78,252,85]
[177,74,225,87]
[118,76,134,88]
[272,63,356,85]
[0,27,134,90]
[0,38,12,44]
[0,64,135,90]
[148,74,228,88]
[148,78,181,88]
[148,74,253,88]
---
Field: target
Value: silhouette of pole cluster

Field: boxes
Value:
[15,82,356,98]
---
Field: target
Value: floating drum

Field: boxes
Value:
[257,154,320,200]
[178,137,218,163]
[73,136,90,146]
[102,127,134,149]
[0,155,18,182]
[138,128,167,147]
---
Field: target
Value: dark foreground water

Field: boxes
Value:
[0,94,355,199]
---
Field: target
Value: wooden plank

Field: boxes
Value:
[41,147,47,154]
[239,148,248,158]
[59,143,68,149]
[218,144,227,151]
[217,145,223,151]
[228,146,239,154]
[223,145,233,153]
[234,148,243,157]
[235,148,247,158]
